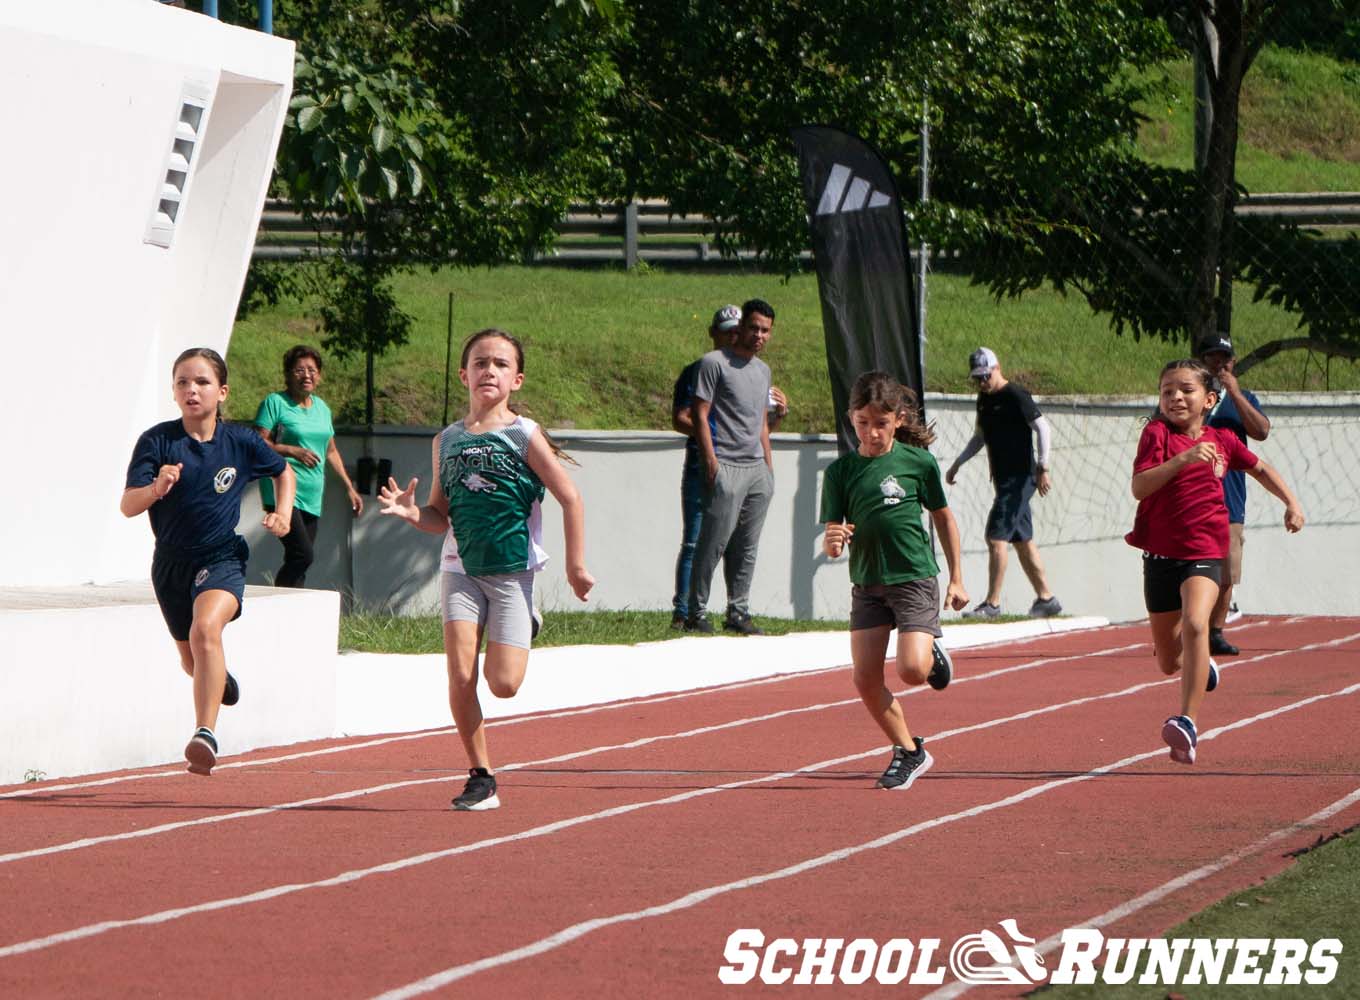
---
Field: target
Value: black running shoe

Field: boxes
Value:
[1209,629,1239,656]
[928,641,953,691]
[962,601,1001,620]
[722,612,764,636]
[1028,595,1063,618]
[185,727,218,776]
[222,671,240,707]
[684,612,715,634]
[452,768,500,811]
[1206,658,1221,693]
[531,607,543,641]
[876,738,934,790]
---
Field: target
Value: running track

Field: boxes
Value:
[3,616,1358,998]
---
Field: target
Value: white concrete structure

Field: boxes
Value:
[242,393,1360,625]
[0,583,337,785]
[0,4,325,786]
[0,1,294,587]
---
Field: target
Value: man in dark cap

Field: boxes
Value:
[946,347,1062,620]
[1196,333,1271,655]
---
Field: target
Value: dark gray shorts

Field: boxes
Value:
[850,578,942,637]
[986,474,1036,543]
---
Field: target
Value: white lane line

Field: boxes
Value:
[0,668,847,800]
[921,784,1360,999]
[0,644,1147,865]
[3,640,1356,963]
[0,640,1149,862]
[367,679,1360,999]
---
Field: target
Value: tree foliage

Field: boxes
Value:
[257,0,1360,387]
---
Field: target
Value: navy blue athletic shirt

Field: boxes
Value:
[126,420,286,558]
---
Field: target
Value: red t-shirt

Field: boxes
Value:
[1125,420,1258,559]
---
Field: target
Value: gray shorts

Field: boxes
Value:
[850,578,942,637]
[440,569,535,650]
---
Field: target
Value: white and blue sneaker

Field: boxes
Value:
[1162,715,1198,765]
[1206,658,1220,693]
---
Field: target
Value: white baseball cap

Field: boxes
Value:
[969,347,999,378]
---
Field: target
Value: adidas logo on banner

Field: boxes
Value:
[816,163,892,215]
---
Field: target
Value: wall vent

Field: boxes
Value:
[145,82,212,248]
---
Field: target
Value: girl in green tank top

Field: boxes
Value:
[377,329,595,811]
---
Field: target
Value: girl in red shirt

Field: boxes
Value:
[1126,359,1304,764]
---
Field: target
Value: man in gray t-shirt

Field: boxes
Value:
[686,298,778,635]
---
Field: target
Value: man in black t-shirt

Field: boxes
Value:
[945,347,1062,619]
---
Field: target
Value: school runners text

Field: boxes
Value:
[718,922,1341,986]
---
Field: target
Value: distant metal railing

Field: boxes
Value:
[253,193,1360,266]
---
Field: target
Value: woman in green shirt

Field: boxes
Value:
[254,345,364,587]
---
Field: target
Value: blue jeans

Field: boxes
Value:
[672,461,705,616]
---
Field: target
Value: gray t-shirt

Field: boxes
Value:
[693,348,771,464]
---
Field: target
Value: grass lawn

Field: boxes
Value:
[1040,826,1360,998]
[227,264,1360,432]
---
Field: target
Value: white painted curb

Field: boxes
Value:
[336,616,1111,737]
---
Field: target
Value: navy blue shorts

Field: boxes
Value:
[985,474,1036,543]
[151,536,247,642]
[1142,554,1223,614]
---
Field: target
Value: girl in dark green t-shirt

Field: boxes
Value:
[820,372,969,792]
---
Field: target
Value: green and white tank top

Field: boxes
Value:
[438,415,548,576]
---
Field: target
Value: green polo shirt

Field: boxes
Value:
[819,442,947,586]
[254,391,335,516]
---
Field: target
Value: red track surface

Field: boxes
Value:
[3,616,1358,998]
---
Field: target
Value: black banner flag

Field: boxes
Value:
[791,125,922,455]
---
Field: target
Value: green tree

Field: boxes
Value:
[275,46,450,424]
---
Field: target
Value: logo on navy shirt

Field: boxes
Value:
[213,467,238,494]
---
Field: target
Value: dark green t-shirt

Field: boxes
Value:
[819,442,947,586]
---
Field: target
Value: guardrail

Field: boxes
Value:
[253,194,1360,266]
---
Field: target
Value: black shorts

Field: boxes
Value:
[985,474,1035,543]
[151,536,248,641]
[1142,554,1223,614]
[850,578,942,637]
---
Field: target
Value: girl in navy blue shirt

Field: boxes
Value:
[122,348,295,775]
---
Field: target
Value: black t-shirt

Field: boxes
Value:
[976,382,1041,479]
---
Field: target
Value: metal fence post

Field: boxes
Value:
[623,202,639,269]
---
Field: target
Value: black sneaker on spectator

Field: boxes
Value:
[1209,629,1239,656]
[222,671,240,707]
[184,727,218,776]
[928,641,953,691]
[1028,595,1062,618]
[876,738,934,790]
[962,601,1000,620]
[684,612,715,634]
[452,768,500,811]
[722,612,764,636]
[670,611,687,630]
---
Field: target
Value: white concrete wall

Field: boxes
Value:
[0,1,293,587]
[238,393,1360,624]
[0,585,338,786]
